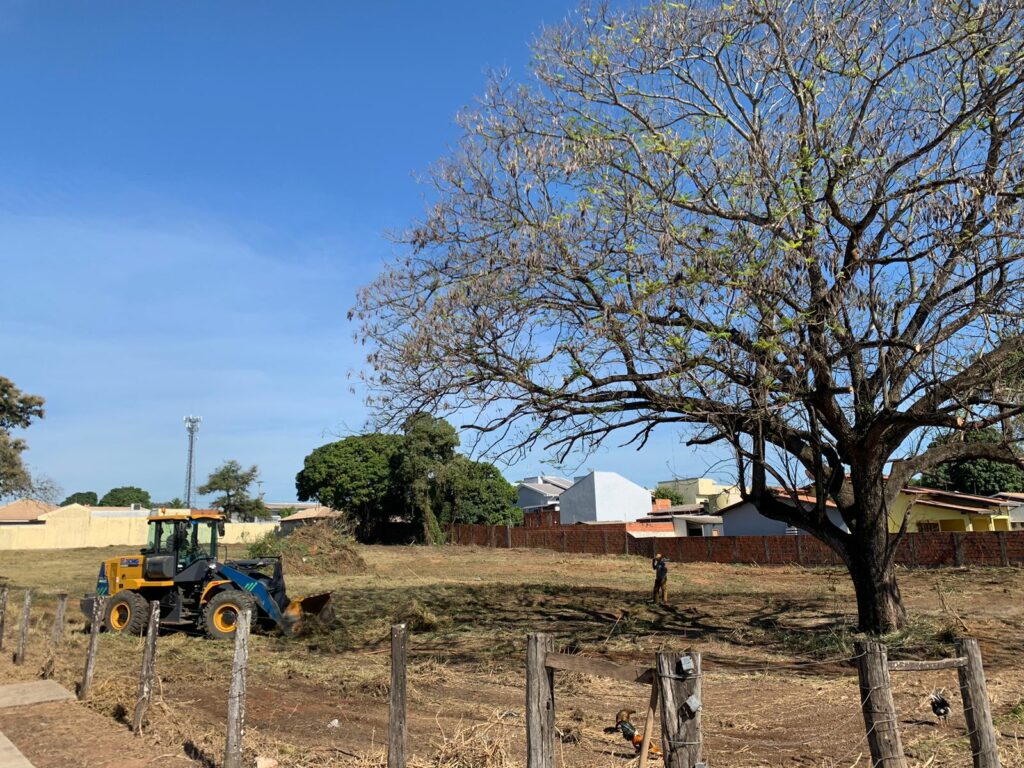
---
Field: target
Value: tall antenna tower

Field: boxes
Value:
[183,415,202,508]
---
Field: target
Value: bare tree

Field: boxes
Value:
[355,0,1024,633]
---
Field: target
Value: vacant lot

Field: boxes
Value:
[1,544,1022,767]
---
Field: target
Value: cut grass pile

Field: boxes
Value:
[247,521,367,576]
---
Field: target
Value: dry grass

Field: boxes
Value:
[1,545,1023,767]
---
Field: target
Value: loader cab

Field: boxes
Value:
[142,513,225,577]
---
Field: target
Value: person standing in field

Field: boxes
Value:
[652,553,668,604]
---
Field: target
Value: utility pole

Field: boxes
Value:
[184,416,202,508]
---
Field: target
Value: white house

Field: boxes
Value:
[559,471,652,524]
[718,490,850,536]
[991,492,1024,530]
[516,476,573,512]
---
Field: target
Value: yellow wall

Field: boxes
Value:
[888,493,1011,533]
[0,505,278,550]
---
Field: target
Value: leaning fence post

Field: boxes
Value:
[79,598,105,701]
[389,624,408,768]
[223,606,252,768]
[957,637,1001,768]
[855,640,907,768]
[13,590,31,665]
[132,601,161,734]
[657,650,702,768]
[638,680,661,768]
[526,633,555,768]
[0,587,8,651]
[51,593,68,646]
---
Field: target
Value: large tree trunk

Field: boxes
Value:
[845,543,906,634]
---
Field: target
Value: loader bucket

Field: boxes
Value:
[281,592,334,635]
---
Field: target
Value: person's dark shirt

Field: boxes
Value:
[652,558,668,581]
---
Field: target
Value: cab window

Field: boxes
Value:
[146,521,179,554]
[188,521,216,563]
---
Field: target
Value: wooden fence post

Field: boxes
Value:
[638,682,660,768]
[656,651,702,768]
[132,601,160,734]
[79,598,104,701]
[526,633,555,768]
[505,525,512,548]
[0,587,8,651]
[957,637,1001,768]
[13,590,31,665]
[51,593,68,646]
[223,606,252,768]
[855,640,907,768]
[389,624,408,768]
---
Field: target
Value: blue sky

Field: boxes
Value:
[0,2,730,503]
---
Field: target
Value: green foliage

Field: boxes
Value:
[99,486,152,507]
[919,428,1024,496]
[296,415,518,544]
[653,484,687,505]
[434,455,521,526]
[198,460,268,521]
[295,433,404,540]
[0,376,45,500]
[396,413,459,544]
[61,491,98,506]
[157,497,186,509]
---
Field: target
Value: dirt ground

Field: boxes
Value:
[1,544,1022,767]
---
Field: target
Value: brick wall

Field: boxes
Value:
[448,524,1024,568]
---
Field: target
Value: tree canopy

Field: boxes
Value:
[61,491,98,506]
[0,376,45,500]
[296,416,518,542]
[434,455,521,527]
[99,486,152,507]
[356,0,1024,633]
[920,428,1024,496]
[653,485,688,506]
[295,433,404,540]
[198,461,269,521]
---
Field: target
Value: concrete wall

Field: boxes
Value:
[0,505,277,550]
[560,472,651,524]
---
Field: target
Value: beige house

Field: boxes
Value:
[657,477,741,513]
[0,500,278,550]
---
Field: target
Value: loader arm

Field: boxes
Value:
[213,563,286,627]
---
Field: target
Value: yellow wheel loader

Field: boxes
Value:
[80,510,332,639]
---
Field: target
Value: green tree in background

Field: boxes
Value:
[295,433,403,540]
[653,485,687,506]
[99,486,152,507]
[198,461,268,521]
[296,416,518,542]
[920,428,1024,496]
[396,413,459,544]
[0,376,45,500]
[61,491,98,506]
[156,497,186,509]
[434,455,520,526]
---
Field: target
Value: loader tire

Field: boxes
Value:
[204,590,255,640]
[104,591,148,635]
